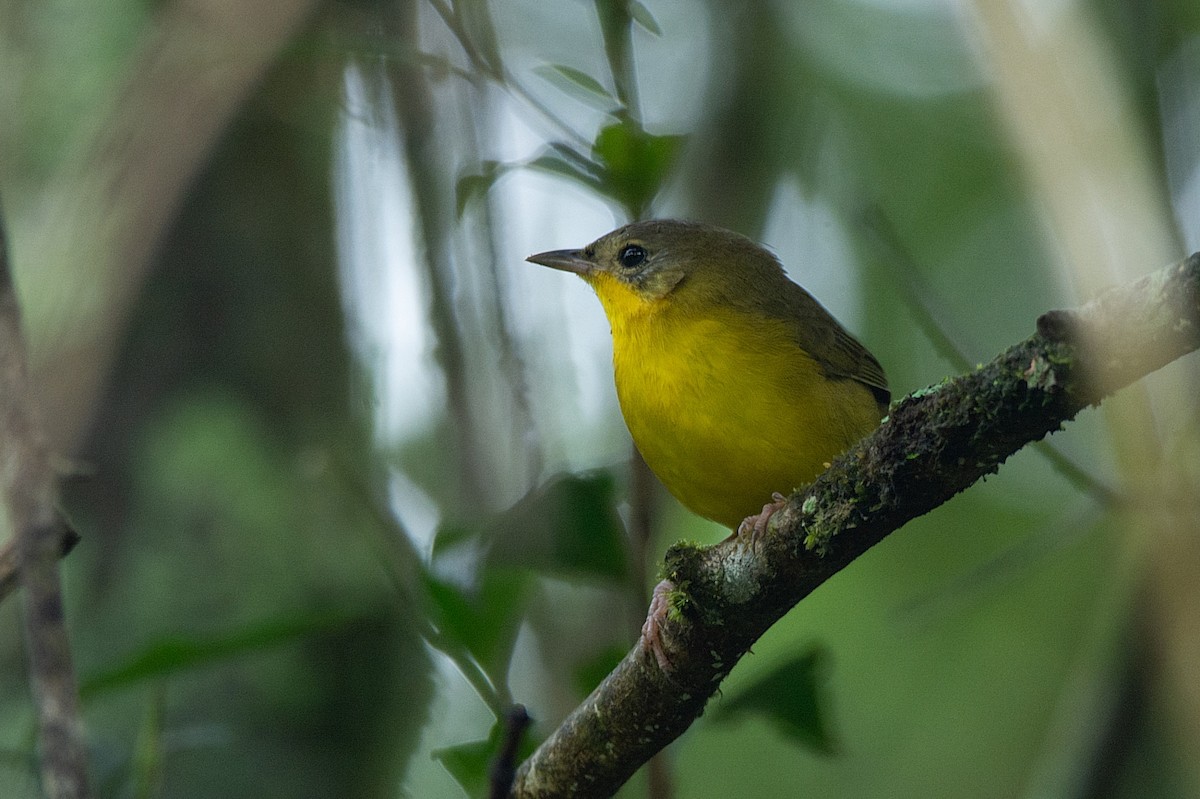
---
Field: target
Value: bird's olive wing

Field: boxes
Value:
[769,282,891,408]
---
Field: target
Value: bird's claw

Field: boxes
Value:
[736,492,789,545]
[640,579,676,673]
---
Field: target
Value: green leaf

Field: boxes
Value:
[527,154,606,193]
[484,471,629,581]
[591,120,686,217]
[131,685,166,799]
[629,0,663,35]
[432,737,491,798]
[534,64,619,111]
[423,568,529,682]
[456,0,504,76]
[431,523,473,552]
[454,160,505,217]
[433,718,539,798]
[547,142,607,181]
[712,647,837,755]
[81,611,350,699]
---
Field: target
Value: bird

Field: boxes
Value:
[527,219,889,667]
[527,219,888,529]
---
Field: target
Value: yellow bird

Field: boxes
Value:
[527,219,889,535]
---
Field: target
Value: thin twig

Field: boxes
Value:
[428,0,593,150]
[460,84,544,483]
[331,454,511,717]
[489,704,531,799]
[387,0,488,502]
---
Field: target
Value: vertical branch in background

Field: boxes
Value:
[388,0,487,502]
[470,147,544,482]
[453,0,544,482]
[0,206,91,796]
[683,0,786,237]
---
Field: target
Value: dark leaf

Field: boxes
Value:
[423,567,530,682]
[546,142,608,181]
[527,154,607,193]
[433,718,539,798]
[81,612,351,699]
[454,160,504,217]
[712,647,837,755]
[485,471,628,582]
[456,0,504,77]
[431,523,474,553]
[432,738,491,798]
[534,64,619,111]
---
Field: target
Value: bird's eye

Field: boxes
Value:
[618,244,647,269]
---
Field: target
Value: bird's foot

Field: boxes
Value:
[640,579,676,673]
[736,492,789,545]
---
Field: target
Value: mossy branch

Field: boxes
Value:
[510,252,1200,798]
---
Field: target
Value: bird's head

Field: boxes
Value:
[526,219,785,321]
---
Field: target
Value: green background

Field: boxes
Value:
[1,0,1199,797]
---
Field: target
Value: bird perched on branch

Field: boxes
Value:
[527,219,889,666]
[528,219,888,529]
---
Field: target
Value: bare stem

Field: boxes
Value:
[0,203,92,797]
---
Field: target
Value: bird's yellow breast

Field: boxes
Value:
[595,274,881,528]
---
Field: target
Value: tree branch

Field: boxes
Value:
[0,524,79,603]
[0,204,92,795]
[510,252,1200,798]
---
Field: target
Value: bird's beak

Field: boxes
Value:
[526,248,593,276]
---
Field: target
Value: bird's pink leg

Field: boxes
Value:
[639,579,675,672]
[736,492,789,542]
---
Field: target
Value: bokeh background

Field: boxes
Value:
[2,0,1200,797]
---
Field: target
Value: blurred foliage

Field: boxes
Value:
[444,471,629,581]
[711,647,835,755]
[423,568,529,689]
[457,120,685,221]
[0,0,1198,798]
[430,716,538,799]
